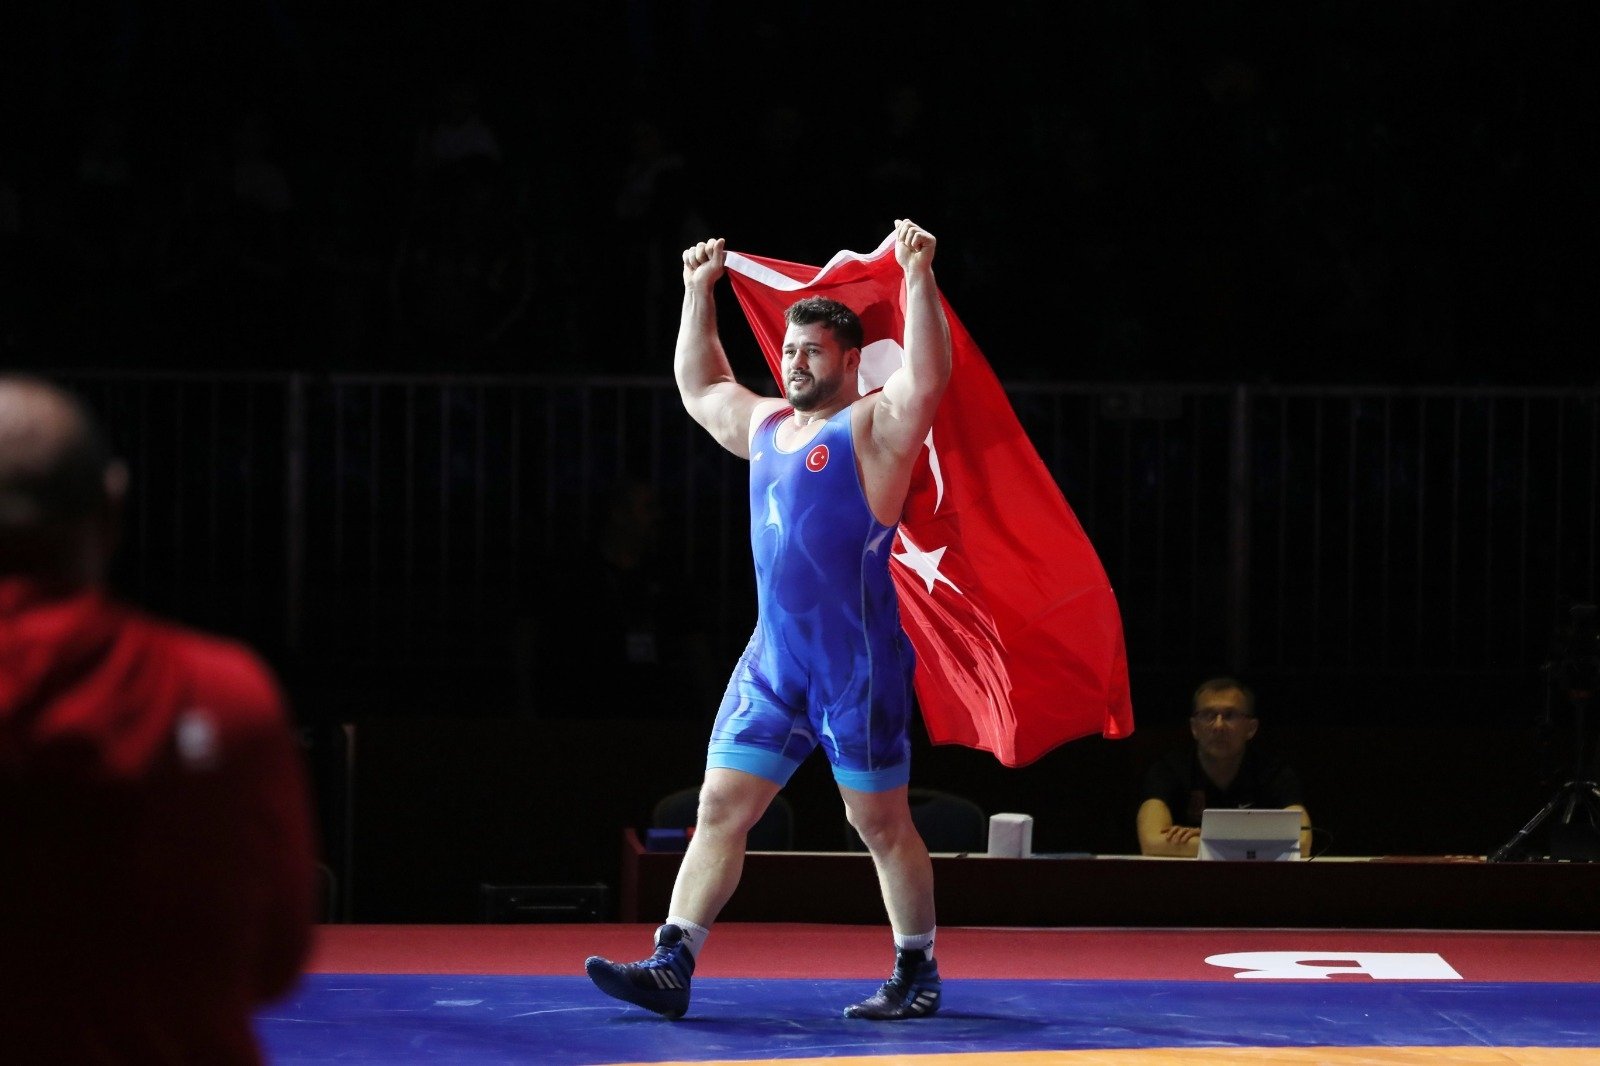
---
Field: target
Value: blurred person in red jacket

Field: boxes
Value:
[0,375,319,1064]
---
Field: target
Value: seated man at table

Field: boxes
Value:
[1136,677,1311,857]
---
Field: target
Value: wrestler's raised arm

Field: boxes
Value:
[871,219,952,460]
[673,237,777,459]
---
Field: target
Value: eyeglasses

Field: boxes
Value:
[1191,710,1254,725]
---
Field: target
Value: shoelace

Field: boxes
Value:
[647,941,687,973]
[893,960,940,991]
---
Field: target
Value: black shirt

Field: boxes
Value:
[1141,747,1304,827]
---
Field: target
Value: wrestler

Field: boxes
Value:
[586,219,952,1020]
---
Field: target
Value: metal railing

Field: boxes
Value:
[58,372,1600,704]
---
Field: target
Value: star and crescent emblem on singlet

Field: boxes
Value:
[806,444,829,472]
[859,338,963,598]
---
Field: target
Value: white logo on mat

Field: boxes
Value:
[1205,951,1462,980]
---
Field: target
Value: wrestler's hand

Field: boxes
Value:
[893,218,936,275]
[682,238,726,291]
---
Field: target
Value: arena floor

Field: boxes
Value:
[255,924,1600,1064]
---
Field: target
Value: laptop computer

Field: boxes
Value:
[1196,808,1304,861]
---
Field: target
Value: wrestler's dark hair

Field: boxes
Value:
[784,296,864,352]
[1192,676,1255,717]
[0,376,115,531]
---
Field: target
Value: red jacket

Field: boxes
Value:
[0,578,318,1065]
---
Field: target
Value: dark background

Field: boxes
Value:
[2,1,1593,383]
[4,2,1597,919]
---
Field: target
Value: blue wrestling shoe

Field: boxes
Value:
[842,948,941,1019]
[585,923,695,1019]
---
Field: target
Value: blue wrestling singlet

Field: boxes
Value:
[708,406,916,792]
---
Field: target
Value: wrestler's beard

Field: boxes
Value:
[786,370,840,411]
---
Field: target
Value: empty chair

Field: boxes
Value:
[652,787,796,851]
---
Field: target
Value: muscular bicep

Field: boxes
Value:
[871,271,951,457]
[869,368,944,460]
[680,381,773,458]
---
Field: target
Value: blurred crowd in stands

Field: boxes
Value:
[0,1,1589,385]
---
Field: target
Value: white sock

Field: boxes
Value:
[665,916,711,958]
[894,928,935,962]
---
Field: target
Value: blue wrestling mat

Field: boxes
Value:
[257,974,1600,1064]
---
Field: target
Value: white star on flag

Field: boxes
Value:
[894,530,960,595]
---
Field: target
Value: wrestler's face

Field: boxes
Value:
[781,322,857,412]
[1190,687,1257,760]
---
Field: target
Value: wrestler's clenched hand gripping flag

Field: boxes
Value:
[725,234,1134,767]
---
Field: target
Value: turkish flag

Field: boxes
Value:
[724,234,1134,767]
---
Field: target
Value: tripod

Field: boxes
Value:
[1490,687,1600,862]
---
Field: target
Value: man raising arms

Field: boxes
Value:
[586,219,951,1019]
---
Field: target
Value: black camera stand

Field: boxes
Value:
[1492,604,1600,862]
[1490,689,1600,863]
[1489,776,1600,862]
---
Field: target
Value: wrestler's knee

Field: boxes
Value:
[845,794,917,852]
[695,775,771,836]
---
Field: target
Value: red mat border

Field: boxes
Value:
[308,924,1600,982]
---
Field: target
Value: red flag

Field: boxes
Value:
[724,235,1134,767]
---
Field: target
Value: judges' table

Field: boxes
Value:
[617,830,1600,929]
